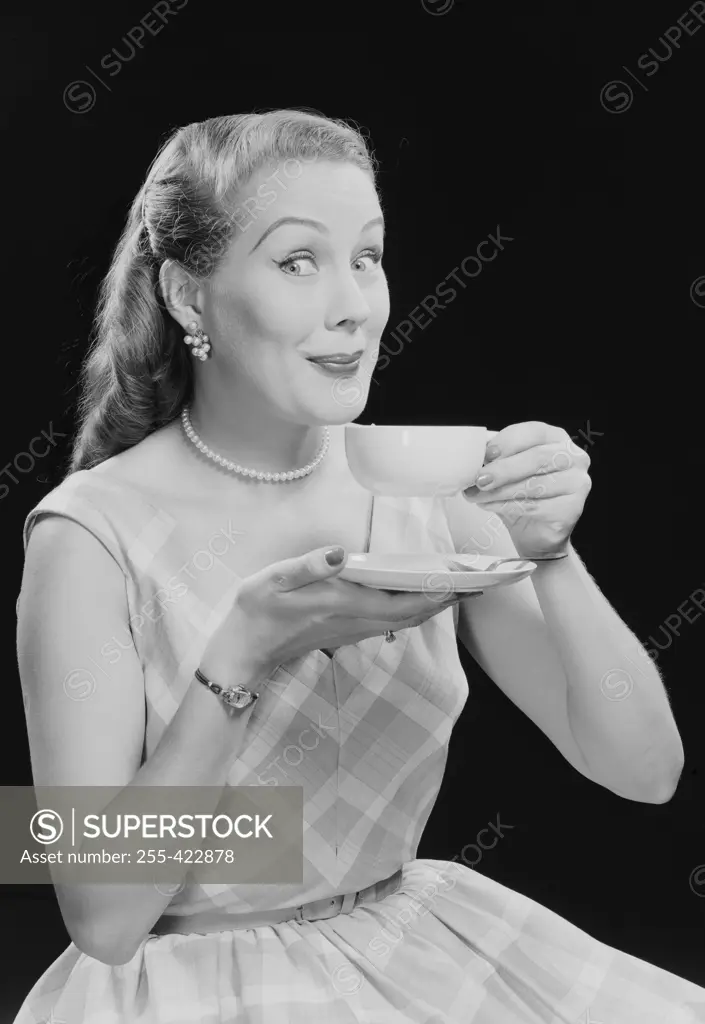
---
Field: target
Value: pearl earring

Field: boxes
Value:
[183,321,211,361]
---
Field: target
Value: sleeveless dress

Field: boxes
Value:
[13,462,705,1024]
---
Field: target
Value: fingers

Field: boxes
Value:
[323,595,468,649]
[382,592,462,623]
[320,579,443,619]
[400,600,460,629]
[271,546,347,591]
[365,597,460,633]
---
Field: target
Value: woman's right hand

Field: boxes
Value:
[200,545,468,684]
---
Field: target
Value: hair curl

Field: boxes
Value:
[68,109,378,474]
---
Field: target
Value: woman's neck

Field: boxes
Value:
[185,399,328,476]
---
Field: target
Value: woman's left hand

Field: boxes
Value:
[462,421,592,557]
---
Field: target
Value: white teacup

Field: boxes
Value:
[345,424,488,496]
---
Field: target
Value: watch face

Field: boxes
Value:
[223,688,251,709]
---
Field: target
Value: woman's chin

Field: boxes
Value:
[325,373,371,417]
[295,379,371,423]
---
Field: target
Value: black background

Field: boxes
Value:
[2,0,705,1017]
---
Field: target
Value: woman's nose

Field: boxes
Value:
[327,273,372,330]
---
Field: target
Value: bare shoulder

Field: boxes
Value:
[21,425,186,602]
[94,419,192,498]
[86,418,247,520]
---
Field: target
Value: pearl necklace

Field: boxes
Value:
[180,404,331,482]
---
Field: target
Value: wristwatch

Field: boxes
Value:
[194,667,260,709]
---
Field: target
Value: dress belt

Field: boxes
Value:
[150,866,403,936]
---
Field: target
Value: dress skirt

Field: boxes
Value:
[12,858,705,1024]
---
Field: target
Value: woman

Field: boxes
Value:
[14,110,705,1023]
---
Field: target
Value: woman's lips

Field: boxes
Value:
[307,357,362,376]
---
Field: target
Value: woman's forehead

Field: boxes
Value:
[229,160,383,245]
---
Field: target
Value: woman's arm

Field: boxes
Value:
[445,492,684,803]
[18,516,261,966]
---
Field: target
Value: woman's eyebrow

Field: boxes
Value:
[249,215,385,254]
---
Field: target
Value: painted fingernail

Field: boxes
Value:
[485,444,501,461]
[475,473,494,489]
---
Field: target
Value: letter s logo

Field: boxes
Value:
[30,809,64,844]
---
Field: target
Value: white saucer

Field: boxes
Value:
[338,553,536,592]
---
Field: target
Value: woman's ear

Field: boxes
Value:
[158,258,203,329]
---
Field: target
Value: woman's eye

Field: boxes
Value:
[275,252,318,277]
[353,249,383,272]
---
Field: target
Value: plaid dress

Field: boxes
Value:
[13,464,705,1023]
